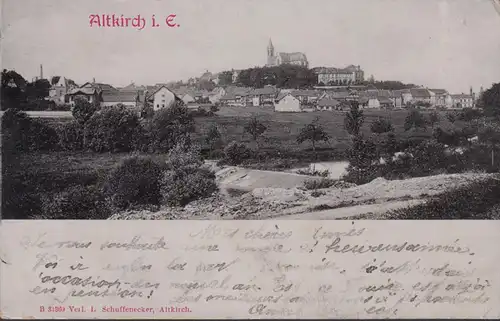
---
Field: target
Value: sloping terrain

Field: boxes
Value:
[109,165,493,220]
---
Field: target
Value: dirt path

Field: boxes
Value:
[275,199,425,220]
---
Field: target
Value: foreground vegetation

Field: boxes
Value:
[3,84,500,219]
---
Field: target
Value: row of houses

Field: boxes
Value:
[47,74,478,115]
[215,85,477,112]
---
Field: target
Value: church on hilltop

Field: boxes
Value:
[265,38,309,68]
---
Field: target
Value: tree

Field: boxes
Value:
[480,83,500,117]
[478,122,500,167]
[205,124,223,153]
[72,97,99,125]
[370,117,394,134]
[404,109,427,131]
[26,79,51,101]
[244,117,267,148]
[296,118,329,158]
[1,69,28,110]
[218,71,233,86]
[428,111,441,128]
[344,101,365,136]
[150,101,195,152]
[446,112,456,123]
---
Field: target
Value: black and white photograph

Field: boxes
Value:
[2,0,500,221]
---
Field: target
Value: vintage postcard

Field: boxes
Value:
[1,0,500,318]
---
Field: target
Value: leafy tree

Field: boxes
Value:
[83,105,141,152]
[196,80,216,92]
[479,83,500,117]
[1,69,27,110]
[404,109,427,131]
[297,118,329,158]
[26,79,51,101]
[150,101,195,152]
[478,122,500,167]
[344,101,365,136]
[428,111,441,128]
[446,112,456,123]
[370,117,394,134]
[72,97,99,125]
[205,124,223,153]
[218,71,233,86]
[244,117,267,148]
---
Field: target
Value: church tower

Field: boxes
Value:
[267,38,275,66]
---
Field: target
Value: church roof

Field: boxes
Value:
[277,52,308,63]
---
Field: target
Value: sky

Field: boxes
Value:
[1,0,500,93]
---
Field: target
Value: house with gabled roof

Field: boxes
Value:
[248,86,279,106]
[274,92,301,112]
[146,85,182,111]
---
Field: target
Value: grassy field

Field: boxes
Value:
[191,106,458,151]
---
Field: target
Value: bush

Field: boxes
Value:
[457,108,483,122]
[370,118,394,134]
[343,136,380,184]
[83,105,141,152]
[296,168,330,177]
[161,144,218,206]
[1,175,42,219]
[223,141,253,165]
[72,97,99,125]
[57,120,84,151]
[150,102,195,152]
[404,109,427,131]
[103,156,165,210]
[386,177,500,219]
[304,178,337,190]
[1,109,59,152]
[41,185,111,219]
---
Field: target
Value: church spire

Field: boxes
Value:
[268,38,274,50]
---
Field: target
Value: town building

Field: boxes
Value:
[248,86,279,106]
[315,65,364,85]
[146,85,179,110]
[266,38,309,68]
[316,97,342,111]
[48,76,77,105]
[450,94,474,109]
[274,92,302,112]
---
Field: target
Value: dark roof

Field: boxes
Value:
[291,89,322,97]
[317,97,341,107]
[410,88,431,98]
[102,91,137,103]
[429,89,448,95]
[249,86,279,96]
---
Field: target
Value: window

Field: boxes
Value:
[157,104,160,108]
[162,104,165,108]
[162,94,165,97]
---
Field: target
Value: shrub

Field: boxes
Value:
[304,178,337,190]
[72,97,99,125]
[83,105,141,152]
[57,120,84,151]
[457,108,483,122]
[386,177,500,219]
[344,136,380,184]
[150,102,195,152]
[41,185,111,219]
[296,168,330,177]
[1,109,59,152]
[104,156,165,210]
[161,144,218,206]
[1,175,42,219]
[370,118,394,134]
[404,109,427,131]
[223,141,253,165]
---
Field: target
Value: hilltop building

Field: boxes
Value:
[265,38,309,68]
